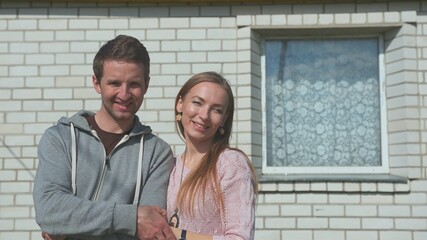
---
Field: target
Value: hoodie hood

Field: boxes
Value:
[57,110,152,136]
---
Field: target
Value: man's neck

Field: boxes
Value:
[94,112,134,134]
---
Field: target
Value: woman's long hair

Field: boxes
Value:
[175,71,258,216]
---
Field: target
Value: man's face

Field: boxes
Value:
[93,60,149,126]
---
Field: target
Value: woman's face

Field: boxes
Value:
[176,82,228,147]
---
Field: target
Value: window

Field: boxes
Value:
[262,36,388,174]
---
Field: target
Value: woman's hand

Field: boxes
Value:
[41,232,66,240]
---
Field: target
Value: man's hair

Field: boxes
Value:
[93,35,150,82]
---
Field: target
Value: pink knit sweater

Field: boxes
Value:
[167,149,256,240]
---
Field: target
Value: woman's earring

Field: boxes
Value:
[176,113,182,121]
[219,127,225,135]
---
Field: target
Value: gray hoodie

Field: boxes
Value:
[33,110,175,239]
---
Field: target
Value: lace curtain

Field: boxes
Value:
[265,38,382,167]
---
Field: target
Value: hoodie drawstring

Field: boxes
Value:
[133,135,144,205]
[70,123,77,195]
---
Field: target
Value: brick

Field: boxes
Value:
[255,205,280,216]
[287,14,303,25]
[4,135,34,146]
[313,205,344,216]
[329,193,360,204]
[379,205,411,217]
[380,231,412,240]
[362,218,394,229]
[282,230,312,240]
[281,205,311,216]
[297,217,328,229]
[0,101,21,111]
[334,13,351,24]
[70,42,99,53]
[412,206,427,217]
[43,88,73,99]
[23,101,53,111]
[345,205,378,217]
[15,219,39,230]
[357,3,387,12]
[161,41,190,52]
[313,230,345,240]
[161,63,191,75]
[86,30,115,41]
[0,170,16,181]
[9,19,37,30]
[160,18,189,28]
[190,17,220,28]
[170,6,198,17]
[347,231,378,240]
[0,89,12,99]
[395,218,427,230]
[351,13,367,24]
[265,217,295,229]
[0,206,29,218]
[0,232,29,239]
[99,19,129,29]
[39,19,67,30]
[361,194,393,204]
[302,14,317,25]
[201,6,229,17]
[330,218,360,229]
[177,29,206,40]
[254,230,280,240]
[192,40,221,51]
[319,14,333,25]
[264,193,294,204]
[411,180,427,191]
[207,29,236,39]
[367,12,383,23]
[0,219,13,230]
[414,232,427,240]
[255,15,270,25]
[53,100,83,111]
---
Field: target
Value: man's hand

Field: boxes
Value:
[136,206,175,240]
[41,232,66,240]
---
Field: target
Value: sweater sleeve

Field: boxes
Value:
[213,150,256,240]
[33,127,136,237]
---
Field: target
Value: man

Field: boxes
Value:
[33,35,175,240]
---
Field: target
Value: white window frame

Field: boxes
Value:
[261,35,389,175]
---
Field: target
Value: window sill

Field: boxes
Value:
[258,174,409,193]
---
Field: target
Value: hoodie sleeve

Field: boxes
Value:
[33,126,136,237]
[138,136,175,208]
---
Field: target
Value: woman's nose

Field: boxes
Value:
[198,107,210,120]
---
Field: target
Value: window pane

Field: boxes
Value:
[265,38,381,167]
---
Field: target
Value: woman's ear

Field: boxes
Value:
[176,96,183,113]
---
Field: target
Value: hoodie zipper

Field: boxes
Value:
[91,132,130,201]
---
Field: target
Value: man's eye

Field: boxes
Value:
[130,83,141,88]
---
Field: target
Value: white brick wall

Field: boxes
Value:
[0,1,427,240]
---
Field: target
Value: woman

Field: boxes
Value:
[168,72,258,240]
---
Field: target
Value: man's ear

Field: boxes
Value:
[92,75,101,94]
[143,77,150,94]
